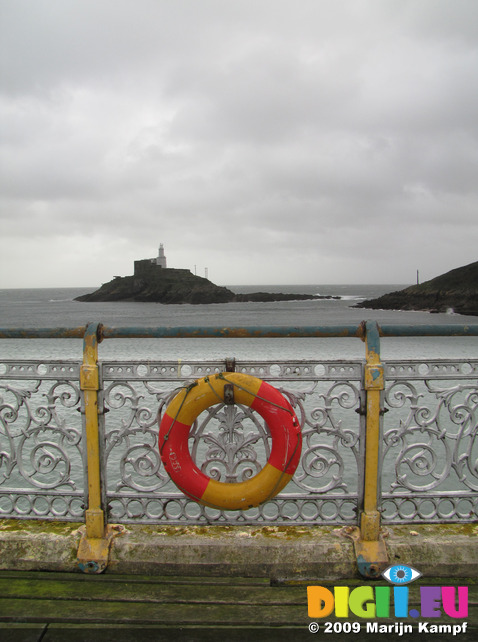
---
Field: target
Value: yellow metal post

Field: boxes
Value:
[361,321,384,542]
[77,322,121,573]
[81,322,104,539]
[345,321,389,578]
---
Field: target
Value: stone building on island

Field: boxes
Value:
[133,244,192,280]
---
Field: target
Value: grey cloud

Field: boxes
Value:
[0,0,477,287]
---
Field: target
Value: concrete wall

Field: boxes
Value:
[1,520,477,579]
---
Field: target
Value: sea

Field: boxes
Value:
[1,283,478,363]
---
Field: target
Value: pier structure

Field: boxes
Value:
[0,321,477,636]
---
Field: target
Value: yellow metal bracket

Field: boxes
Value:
[80,364,99,390]
[364,363,384,391]
[77,524,125,574]
[341,526,389,579]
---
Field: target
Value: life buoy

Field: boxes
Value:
[158,372,302,511]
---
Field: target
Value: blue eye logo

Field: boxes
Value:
[382,565,422,585]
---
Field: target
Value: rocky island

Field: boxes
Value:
[75,245,338,305]
[355,260,478,317]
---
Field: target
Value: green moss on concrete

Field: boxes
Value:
[0,520,476,577]
[386,523,478,538]
[0,519,82,572]
[0,519,83,535]
[130,524,337,539]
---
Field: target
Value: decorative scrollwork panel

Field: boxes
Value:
[0,361,85,521]
[382,360,478,522]
[102,359,363,525]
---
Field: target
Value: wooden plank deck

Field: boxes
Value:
[0,571,476,641]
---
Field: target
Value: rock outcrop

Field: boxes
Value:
[75,269,235,304]
[75,265,329,305]
[233,292,339,303]
[355,260,478,316]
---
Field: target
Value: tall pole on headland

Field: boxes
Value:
[417,270,420,285]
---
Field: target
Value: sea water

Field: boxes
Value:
[1,284,477,362]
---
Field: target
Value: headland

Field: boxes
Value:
[355,260,478,317]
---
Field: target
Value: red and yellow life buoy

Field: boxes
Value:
[158,372,302,511]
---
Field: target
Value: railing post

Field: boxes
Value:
[346,320,389,579]
[361,320,384,542]
[82,322,105,538]
[77,322,121,573]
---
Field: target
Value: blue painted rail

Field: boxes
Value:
[1,322,478,340]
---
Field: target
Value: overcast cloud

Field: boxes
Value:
[1,0,477,287]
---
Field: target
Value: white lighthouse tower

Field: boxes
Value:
[156,243,167,268]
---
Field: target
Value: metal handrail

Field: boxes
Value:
[1,322,478,340]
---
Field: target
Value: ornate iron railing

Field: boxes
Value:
[381,359,478,523]
[1,321,477,574]
[102,357,364,526]
[0,360,85,521]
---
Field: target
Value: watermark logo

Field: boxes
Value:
[382,564,421,585]
[307,565,468,636]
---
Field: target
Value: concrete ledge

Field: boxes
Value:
[0,520,81,572]
[384,523,478,578]
[108,524,355,580]
[0,520,477,579]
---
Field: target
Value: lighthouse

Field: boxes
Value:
[156,243,167,268]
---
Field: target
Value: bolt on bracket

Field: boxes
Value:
[223,383,235,405]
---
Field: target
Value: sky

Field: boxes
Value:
[1,0,477,288]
